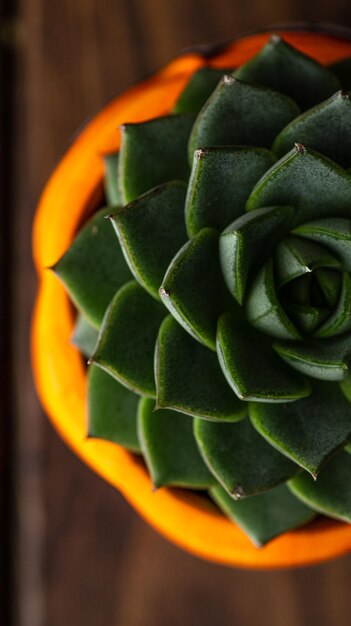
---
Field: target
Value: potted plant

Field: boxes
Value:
[32,28,351,568]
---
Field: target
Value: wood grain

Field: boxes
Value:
[4,1,351,625]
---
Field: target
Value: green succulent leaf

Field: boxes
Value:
[250,381,351,477]
[217,313,311,402]
[289,451,351,522]
[283,302,329,336]
[71,314,99,358]
[160,228,230,350]
[87,364,140,452]
[194,416,297,498]
[118,114,194,204]
[103,152,123,206]
[329,58,351,90]
[246,257,301,339]
[110,181,187,300]
[273,91,351,168]
[188,76,300,161]
[234,35,340,110]
[185,147,276,237]
[313,272,351,337]
[316,268,341,307]
[92,281,165,397]
[275,235,340,288]
[293,218,351,270]
[155,316,246,421]
[138,398,216,489]
[274,332,351,381]
[53,208,132,328]
[173,67,233,114]
[220,205,294,304]
[247,146,351,226]
[210,483,315,547]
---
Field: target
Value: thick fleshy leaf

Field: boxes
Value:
[138,398,215,489]
[103,152,122,206]
[219,206,294,304]
[275,235,340,288]
[210,483,314,547]
[194,416,297,498]
[87,364,140,452]
[234,35,340,110]
[289,452,351,522]
[329,58,351,90]
[246,258,301,339]
[160,228,230,350]
[71,314,99,358]
[293,218,351,270]
[91,281,165,397]
[250,381,351,477]
[282,302,329,336]
[188,76,300,160]
[53,208,132,328]
[110,182,187,299]
[316,268,341,307]
[274,332,351,381]
[273,91,351,168]
[247,145,351,226]
[185,147,276,237]
[217,313,311,401]
[314,272,351,338]
[155,316,245,421]
[119,114,194,203]
[173,67,232,114]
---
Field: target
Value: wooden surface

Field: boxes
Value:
[2,1,351,624]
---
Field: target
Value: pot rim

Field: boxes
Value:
[32,29,351,569]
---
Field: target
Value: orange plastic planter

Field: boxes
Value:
[32,30,351,568]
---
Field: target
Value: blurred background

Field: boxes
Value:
[1,1,351,625]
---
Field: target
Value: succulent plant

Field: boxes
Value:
[54,35,351,547]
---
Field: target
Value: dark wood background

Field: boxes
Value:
[2,1,351,625]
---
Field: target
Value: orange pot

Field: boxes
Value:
[32,29,351,569]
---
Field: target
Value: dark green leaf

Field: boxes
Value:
[188,76,300,161]
[103,152,123,206]
[87,364,140,452]
[247,146,351,226]
[293,218,351,270]
[185,147,276,237]
[194,416,297,498]
[282,302,329,336]
[246,258,300,339]
[275,235,340,288]
[155,316,245,421]
[118,114,194,203]
[234,34,340,110]
[219,206,294,304]
[273,91,351,168]
[289,451,351,522]
[138,398,216,489]
[71,313,99,358]
[92,281,165,397]
[210,483,314,547]
[217,313,311,401]
[250,381,351,476]
[160,228,230,350]
[316,268,341,307]
[314,272,351,338]
[274,332,351,381]
[110,182,187,300]
[173,67,233,114]
[53,208,132,328]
